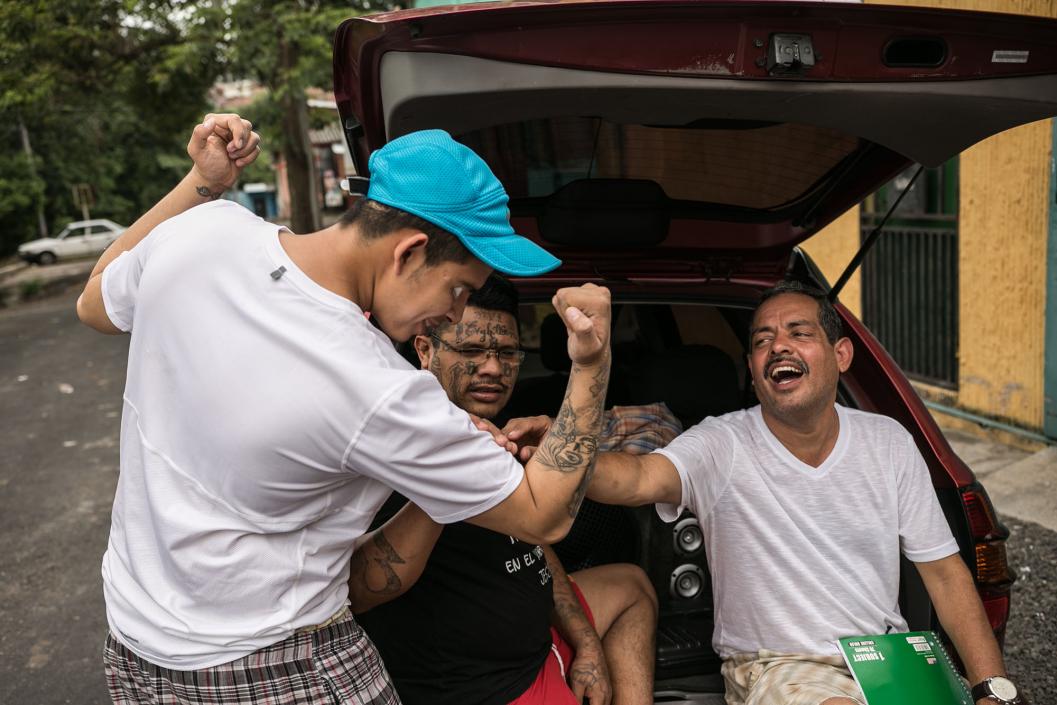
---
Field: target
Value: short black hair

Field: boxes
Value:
[340,198,472,267]
[467,273,520,325]
[756,280,843,344]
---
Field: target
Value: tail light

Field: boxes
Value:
[960,484,1015,647]
[962,487,1000,540]
[975,542,1012,585]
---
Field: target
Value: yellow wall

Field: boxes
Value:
[804,0,1055,432]
[802,208,862,319]
[955,122,1050,428]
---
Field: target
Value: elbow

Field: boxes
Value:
[75,292,90,326]
[75,291,122,335]
[533,515,575,546]
[348,591,373,616]
[75,292,104,332]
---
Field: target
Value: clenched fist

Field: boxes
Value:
[551,283,611,367]
[187,113,262,194]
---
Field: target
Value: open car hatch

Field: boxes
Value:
[333,0,1057,268]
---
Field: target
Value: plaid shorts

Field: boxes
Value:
[721,651,865,705]
[103,610,401,705]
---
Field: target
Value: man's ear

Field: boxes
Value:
[834,337,854,373]
[392,231,430,277]
[413,334,433,370]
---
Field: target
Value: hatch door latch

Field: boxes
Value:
[767,34,816,76]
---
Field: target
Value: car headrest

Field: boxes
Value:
[539,178,669,247]
[540,313,572,373]
[627,345,741,427]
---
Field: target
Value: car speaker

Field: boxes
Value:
[673,517,703,555]
[670,564,706,600]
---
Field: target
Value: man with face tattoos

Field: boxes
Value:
[350,274,677,705]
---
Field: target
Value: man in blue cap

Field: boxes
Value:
[77,114,612,705]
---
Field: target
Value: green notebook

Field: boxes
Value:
[838,631,973,705]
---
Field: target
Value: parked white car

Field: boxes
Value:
[17,219,126,265]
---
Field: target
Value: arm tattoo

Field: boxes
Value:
[533,362,610,517]
[566,457,596,518]
[350,531,406,596]
[532,395,599,471]
[196,185,224,200]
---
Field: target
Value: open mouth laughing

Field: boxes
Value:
[766,358,807,389]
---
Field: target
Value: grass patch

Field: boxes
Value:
[19,279,43,299]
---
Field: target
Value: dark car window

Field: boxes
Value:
[457,117,859,210]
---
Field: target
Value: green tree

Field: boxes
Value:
[0,0,218,256]
[0,0,393,258]
[191,1,363,233]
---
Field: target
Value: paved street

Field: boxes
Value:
[0,287,127,704]
[1,286,1054,704]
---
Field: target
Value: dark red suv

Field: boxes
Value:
[333,1,1057,698]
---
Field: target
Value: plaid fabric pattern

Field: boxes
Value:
[721,651,865,705]
[104,611,400,705]
[598,403,682,455]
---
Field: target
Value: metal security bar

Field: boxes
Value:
[861,216,959,388]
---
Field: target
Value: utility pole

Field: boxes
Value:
[18,116,49,238]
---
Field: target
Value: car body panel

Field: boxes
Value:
[334,0,1057,259]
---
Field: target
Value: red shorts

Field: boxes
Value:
[508,581,596,705]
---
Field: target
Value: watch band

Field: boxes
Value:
[971,677,1022,704]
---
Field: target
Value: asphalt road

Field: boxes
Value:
[1,286,1054,704]
[1,287,126,704]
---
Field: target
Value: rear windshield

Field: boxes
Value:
[458,117,860,210]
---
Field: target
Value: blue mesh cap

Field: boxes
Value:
[366,130,561,277]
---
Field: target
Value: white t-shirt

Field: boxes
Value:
[100,200,524,669]
[655,404,958,658]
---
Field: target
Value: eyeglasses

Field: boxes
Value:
[430,335,526,364]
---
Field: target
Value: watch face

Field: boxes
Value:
[990,677,1018,701]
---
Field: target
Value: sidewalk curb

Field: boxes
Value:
[0,271,88,307]
[981,446,1057,532]
[0,261,28,278]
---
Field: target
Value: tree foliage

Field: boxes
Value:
[0,0,392,258]
[0,0,218,257]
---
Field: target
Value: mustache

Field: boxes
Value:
[765,355,808,376]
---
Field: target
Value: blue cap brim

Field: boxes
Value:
[458,232,562,277]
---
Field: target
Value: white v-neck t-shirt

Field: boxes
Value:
[655,404,958,658]
[100,200,523,669]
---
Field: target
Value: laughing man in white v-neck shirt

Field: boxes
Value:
[583,281,1022,705]
[75,113,612,705]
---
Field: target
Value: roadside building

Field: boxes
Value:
[804,0,1057,447]
[210,82,354,223]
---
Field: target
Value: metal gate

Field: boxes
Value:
[860,162,959,389]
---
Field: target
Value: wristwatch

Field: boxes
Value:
[971,676,1023,704]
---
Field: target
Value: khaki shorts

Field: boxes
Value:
[721,651,866,705]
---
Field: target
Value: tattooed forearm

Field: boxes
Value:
[531,360,609,517]
[533,363,609,472]
[350,531,406,597]
[567,457,596,517]
[195,185,224,200]
[348,504,442,614]
[532,402,598,470]
[547,548,598,646]
[546,548,611,700]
